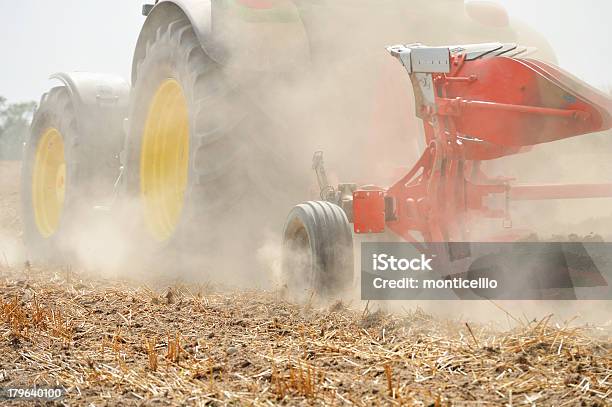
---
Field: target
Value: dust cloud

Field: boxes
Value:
[3,1,611,326]
[0,161,24,267]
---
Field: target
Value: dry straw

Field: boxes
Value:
[0,264,610,405]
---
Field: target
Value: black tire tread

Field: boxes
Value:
[126,17,301,259]
[283,201,353,295]
[21,86,80,260]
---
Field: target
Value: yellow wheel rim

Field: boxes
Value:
[32,128,66,238]
[140,79,190,242]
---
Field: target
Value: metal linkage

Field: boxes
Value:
[312,151,336,202]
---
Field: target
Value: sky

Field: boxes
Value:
[0,0,142,103]
[0,0,610,103]
[497,0,611,91]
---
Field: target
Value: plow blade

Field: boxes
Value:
[444,56,612,147]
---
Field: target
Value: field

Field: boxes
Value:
[0,160,611,406]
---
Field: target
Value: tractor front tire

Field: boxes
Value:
[22,72,128,264]
[21,87,81,261]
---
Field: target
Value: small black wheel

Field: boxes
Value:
[282,201,354,297]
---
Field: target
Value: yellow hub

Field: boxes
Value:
[32,128,66,238]
[140,79,190,242]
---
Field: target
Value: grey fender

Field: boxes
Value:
[48,72,130,192]
[132,0,311,84]
[49,72,130,136]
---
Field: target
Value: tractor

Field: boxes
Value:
[23,0,591,294]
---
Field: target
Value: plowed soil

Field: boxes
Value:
[0,161,611,406]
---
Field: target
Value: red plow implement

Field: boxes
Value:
[366,43,612,243]
[283,43,612,296]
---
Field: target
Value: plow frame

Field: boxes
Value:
[345,44,612,244]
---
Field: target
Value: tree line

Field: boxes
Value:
[0,96,37,160]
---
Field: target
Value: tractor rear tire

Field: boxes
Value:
[123,19,299,272]
[282,201,354,297]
